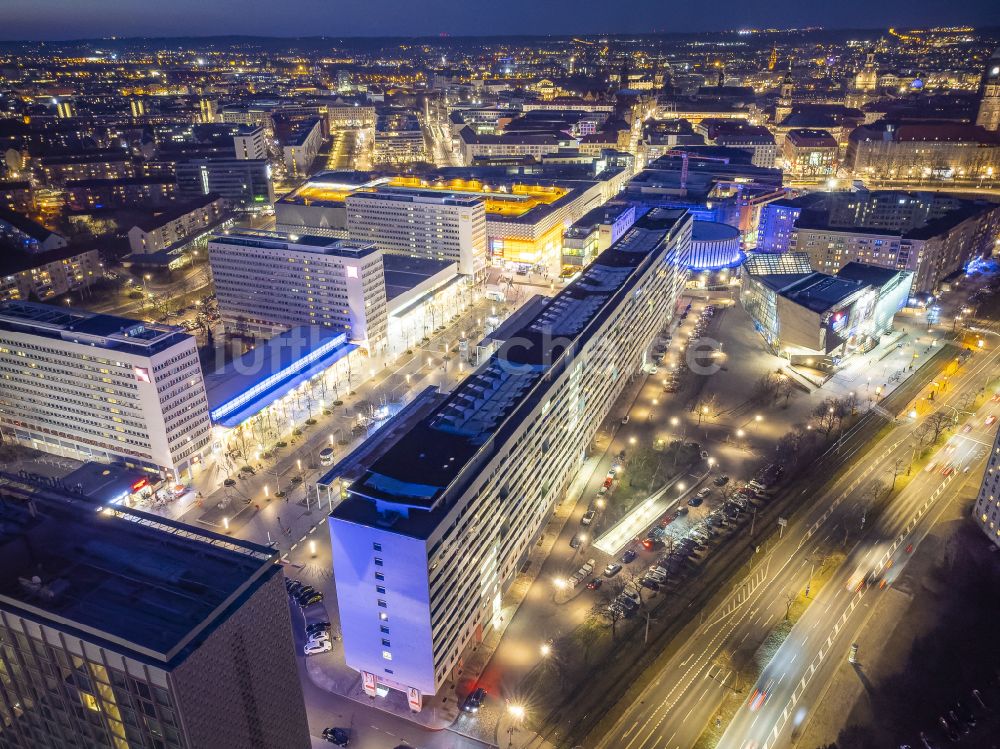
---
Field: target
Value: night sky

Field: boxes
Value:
[0,0,997,40]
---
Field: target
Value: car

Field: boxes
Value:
[696,487,711,499]
[603,476,614,489]
[586,578,603,590]
[986,415,997,427]
[306,622,331,635]
[287,580,304,595]
[675,506,689,517]
[641,537,660,550]
[597,485,609,496]
[714,475,730,486]
[581,510,596,526]
[322,727,350,745]
[687,495,703,507]
[641,577,660,591]
[607,468,617,480]
[299,592,324,606]
[659,515,674,528]
[604,563,623,577]
[621,548,638,563]
[462,687,487,713]
[962,424,973,433]
[749,678,775,711]
[308,631,332,644]
[304,640,332,656]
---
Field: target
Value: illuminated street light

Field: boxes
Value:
[540,642,551,657]
[508,704,525,721]
[553,578,567,590]
[222,517,230,532]
[629,437,637,445]
[309,540,317,557]
[909,409,918,419]
[677,482,687,492]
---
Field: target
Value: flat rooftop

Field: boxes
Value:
[333,209,689,539]
[0,473,278,666]
[0,300,191,357]
[205,326,356,428]
[277,172,586,224]
[383,255,457,303]
[209,229,379,257]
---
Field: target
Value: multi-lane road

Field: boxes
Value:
[593,340,1000,749]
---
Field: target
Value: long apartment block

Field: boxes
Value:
[0,302,211,479]
[208,229,388,350]
[328,209,692,703]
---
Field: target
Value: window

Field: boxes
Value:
[379,612,388,621]
[374,557,383,566]
[377,599,387,608]
[372,542,382,552]
[375,571,385,581]
[380,625,390,634]
[382,650,393,661]
[382,638,391,647]
[376,585,386,595]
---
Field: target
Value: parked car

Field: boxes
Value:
[462,687,487,713]
[299,592,324,606]
[322,728,350,746]
[581,510,596,526]
[306,621,331,635]
[714,475,730,486]
[687,495,703,507]
[604,563,623,577]
[696,487,711,499]
[304,640,332,656]
[586,578,603,590]
[621,548,638,564]
[570,535,584,549]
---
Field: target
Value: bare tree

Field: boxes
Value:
[923,412,954,446]
[813,399,840,438]
[751,372,782,406]
[784,589,797,620]
[590,579,628,639]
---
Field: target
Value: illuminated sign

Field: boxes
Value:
[131,478,149,492]
[133,367,151,383]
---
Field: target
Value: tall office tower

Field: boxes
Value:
[976,48,1000,132]
[208,229,388,349]
[233,126,268,160]
[0,302,212,480]
[174,158,275,208]
[0,475,310,749]
[329,210,692,707]
[973,425,1000,548]
[346,190,488,276]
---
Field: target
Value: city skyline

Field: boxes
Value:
[0,0,999,41]
[0,13,998,749]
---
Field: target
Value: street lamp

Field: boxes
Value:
[540,642,551,657]
[677,482,686,492]
[508,704,525,721]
